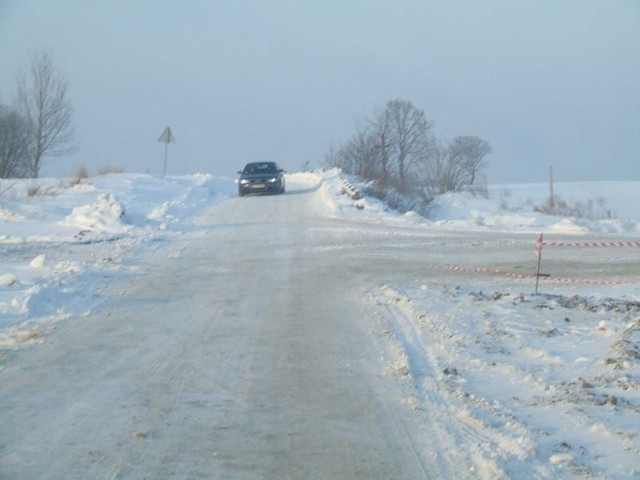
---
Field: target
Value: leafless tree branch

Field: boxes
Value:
[17,50,76,177]
[0,105,31,178]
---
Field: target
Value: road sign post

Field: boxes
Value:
[157,126,176,176]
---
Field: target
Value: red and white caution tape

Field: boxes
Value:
[427,263,631,285]
[434,264,531,280]
[542,241,640,248]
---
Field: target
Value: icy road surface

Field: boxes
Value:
[1,176,453,479]
[2,173,639,479]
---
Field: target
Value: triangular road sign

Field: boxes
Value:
[158,126,176,144]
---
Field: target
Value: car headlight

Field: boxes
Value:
[240,179,249,184]
[267,178,277,183]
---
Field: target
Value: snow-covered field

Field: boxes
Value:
[1,170,639,478]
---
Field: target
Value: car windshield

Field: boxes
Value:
[244,163,277,174]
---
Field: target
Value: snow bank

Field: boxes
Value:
[424,186,640,234]
[63,193,127,236]
[0,173,235,340]
[325,170,640,235]
[0,273,18,286]
[374,284,640,478]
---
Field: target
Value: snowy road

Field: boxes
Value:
[2,173,639,479]
[1,176,455,479]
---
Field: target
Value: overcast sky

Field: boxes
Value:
[1,1,639,183]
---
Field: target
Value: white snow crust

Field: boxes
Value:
[1,170,639,478]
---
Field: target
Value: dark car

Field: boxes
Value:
[237,162,286,196]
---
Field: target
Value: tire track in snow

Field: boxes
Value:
[370,286,537,479]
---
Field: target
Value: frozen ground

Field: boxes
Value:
[1,170,639,478]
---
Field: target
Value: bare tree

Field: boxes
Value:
[324,126,382,182]
[17,51,75,177]
[370,114,390,183]
[323,145,341,169]
[324,98,491,207]
[325,99,434,191]
[343,128,382,180]
[0,105,31,178]
[380,99,433,191]
[424,141,461,195]
[449,135,492,187]
[426,136,492,195]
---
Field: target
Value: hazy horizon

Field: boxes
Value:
[1,1,638,183]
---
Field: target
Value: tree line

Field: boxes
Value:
[2,55,490,195]
[0,51,75,178]
[324,99,491,209]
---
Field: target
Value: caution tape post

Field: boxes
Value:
[535,233,543,294]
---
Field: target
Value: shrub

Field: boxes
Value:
[27,183,42,197]
[535,195,613,220]
[362,181,433,216]
[97,166,124,175]
[75,166,89,180]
